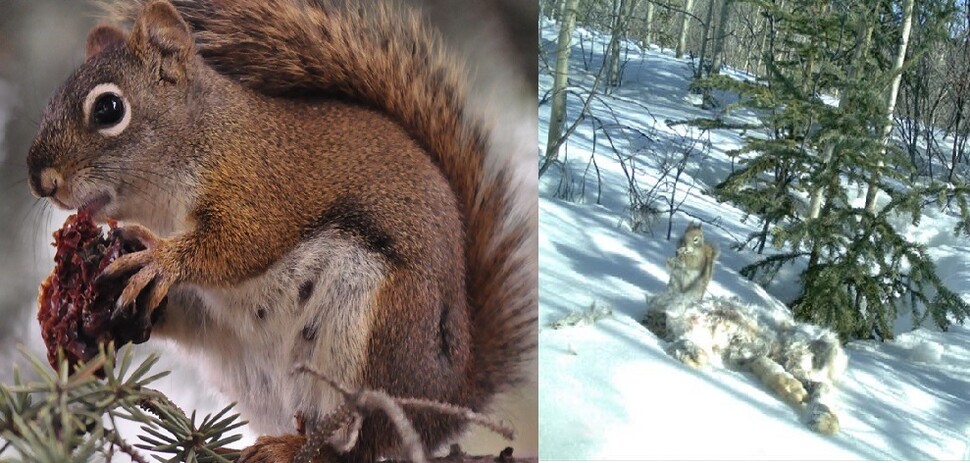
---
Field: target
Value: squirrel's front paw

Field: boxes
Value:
[98,225,178,317]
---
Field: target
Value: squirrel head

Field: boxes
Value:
[27,0,201,228]
[678,222,704,251]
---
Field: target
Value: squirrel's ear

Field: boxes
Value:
[86,24,126,60]
[129,0,194,82]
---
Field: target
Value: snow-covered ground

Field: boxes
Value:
[538,18,970,460]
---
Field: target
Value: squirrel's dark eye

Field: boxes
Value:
[84,84,130,137]
[92,93,125,127]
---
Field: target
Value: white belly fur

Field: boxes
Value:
[152,230,386,435]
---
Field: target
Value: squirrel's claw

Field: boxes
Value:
[104,248,175,318]
[101,249,152,282]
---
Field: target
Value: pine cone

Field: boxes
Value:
[37,211,164,372]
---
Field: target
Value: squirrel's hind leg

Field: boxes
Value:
[239,435,312,463]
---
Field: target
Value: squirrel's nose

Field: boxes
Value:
[29,167,63,198]
[27,141,60,198]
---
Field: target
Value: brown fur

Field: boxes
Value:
[666,222,718,301]
[27,0,536,461]
[85,24,127,59]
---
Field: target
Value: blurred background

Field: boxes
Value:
[0,0,536,454]
[0,0,97,377]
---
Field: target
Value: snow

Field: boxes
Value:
[908,338,944,364]
[538,18,970,460]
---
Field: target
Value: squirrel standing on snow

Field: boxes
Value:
[26,0,536,461]
[666,222,718,301]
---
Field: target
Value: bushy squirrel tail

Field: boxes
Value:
[104,0,537,408]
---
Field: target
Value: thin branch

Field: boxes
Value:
[293,364,519,463]
[105,429,150,463]
[395,398,514,441]
[294,364,425,462]
[137,387,188,421]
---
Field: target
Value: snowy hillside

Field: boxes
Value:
[538,18,970,460]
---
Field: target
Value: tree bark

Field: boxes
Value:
[808,5,875,220]
[607,0,633,87]
[710,0,732,74]
[864,0,915,214]
[541,0,581,177]
[554,0,566,21]
[676,0,695,58]
[644,0,655,46]
[695,0,718,78]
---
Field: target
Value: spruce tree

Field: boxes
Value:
[693,0,970,341]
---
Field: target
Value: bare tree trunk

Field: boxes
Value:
[753,12,769,76]
[864,0,915,214]
[644,0,655,46]
[541,0,581,177]
[607,0,632,87]
[676,0,695,58]
[710,0,732,74]
[808,6,875,219]
[948,98,966,183]
[554,0,567,21]
[695,0,718,78]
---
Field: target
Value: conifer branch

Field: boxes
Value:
[0,344,246,463]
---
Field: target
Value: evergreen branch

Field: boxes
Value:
[0,345,245,463]
[105,429,150,463]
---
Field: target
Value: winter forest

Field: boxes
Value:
[538,0,970,459]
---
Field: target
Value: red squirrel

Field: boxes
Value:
[666,222,718,301]
[26,0,536,461]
